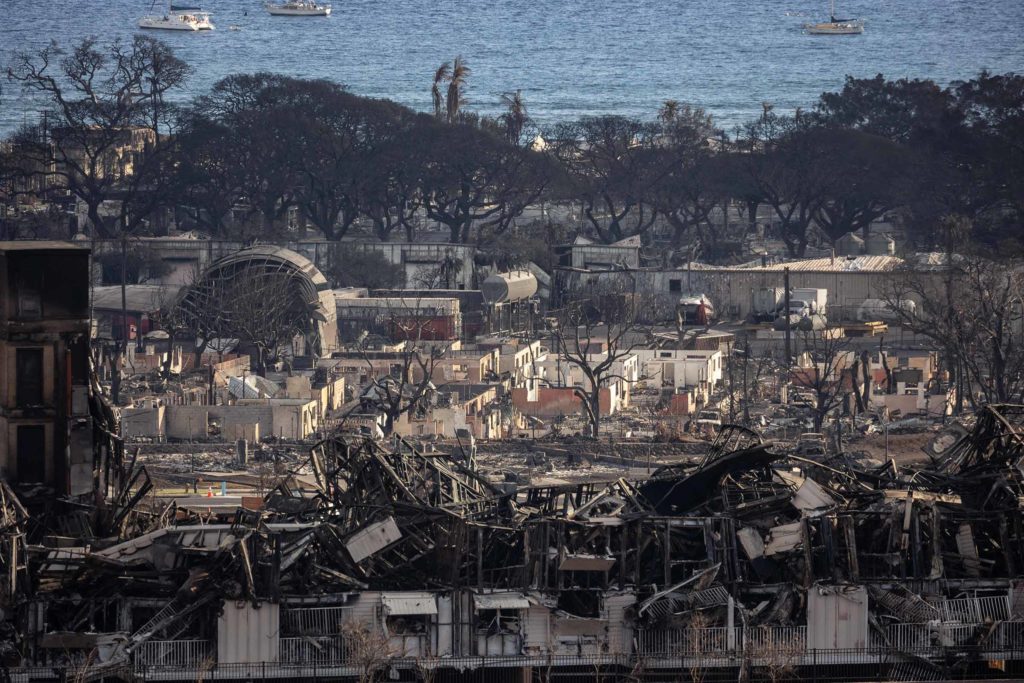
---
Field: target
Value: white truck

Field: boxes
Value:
[790,288,828,317]
[856,298,916,322]
[772,288,828,330]
[750,287,785,323]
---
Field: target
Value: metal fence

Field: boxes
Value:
[7,648,1024,683]
[129,650,1024,682]
[12,624,1024,682]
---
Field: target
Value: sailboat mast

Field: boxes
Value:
[830,0,836,20]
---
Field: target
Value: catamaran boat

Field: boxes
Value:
[265,1,332,16]
[804,0,863,34]
[138,2,215,30]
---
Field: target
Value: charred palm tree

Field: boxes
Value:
[658,99,680,124]
[500,90,529,144]
[431,62,451,120]
[445,56,470,123]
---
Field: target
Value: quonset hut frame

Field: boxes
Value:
[173,246,337,362]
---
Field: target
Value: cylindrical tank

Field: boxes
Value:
[865,233,895,256]
[481,271,538,304]
[836,232,865,256]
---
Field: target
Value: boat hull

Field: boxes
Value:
[805,21,863,34]
[138,15,214,30]
[267,6,331,15]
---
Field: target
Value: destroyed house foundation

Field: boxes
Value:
[10,410,1024,681]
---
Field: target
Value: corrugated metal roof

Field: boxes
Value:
[334,295,460,314]
[736,255,904,273]
[92,285,180,312]
[0,240,89,252]
[474,593,532,610]
[381,592,437,615]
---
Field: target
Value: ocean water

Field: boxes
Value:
[1,0,1022,135]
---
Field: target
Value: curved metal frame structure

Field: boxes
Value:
[175,246,336,359]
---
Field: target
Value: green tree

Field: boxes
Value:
[549,115,665,244]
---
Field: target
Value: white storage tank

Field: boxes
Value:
[481,271,538,304]
[865,233,896,256]
[836,232,865,256]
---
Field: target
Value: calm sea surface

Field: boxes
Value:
[1,0,1023,134]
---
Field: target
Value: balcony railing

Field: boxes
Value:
[123,621,1024,677]
[280,606,352,636]
[637,622,1024,657]
[279,636,347,663]
[134,639,214,667]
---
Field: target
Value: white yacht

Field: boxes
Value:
[265,1,332,16]
[804,0,863,34]
[139,3,215,30]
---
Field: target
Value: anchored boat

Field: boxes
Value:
[138,2,214,30]
[804,0,863,34]
[265,1,332,16]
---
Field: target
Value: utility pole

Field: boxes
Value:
[743,340,751,425]
[783,267,792,366]
[728,339,736,423]
[687,247,693,291]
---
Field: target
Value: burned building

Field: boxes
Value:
[6,406,1024,681]
[0,241,116,494]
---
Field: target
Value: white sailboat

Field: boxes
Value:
[265,1,332,16]
[804,0,864,34]
[138,2,215,30]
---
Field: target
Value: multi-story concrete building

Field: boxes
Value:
[0,242,102,494]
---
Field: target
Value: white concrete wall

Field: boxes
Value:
[121,403,165,440]
[165,405,209,440]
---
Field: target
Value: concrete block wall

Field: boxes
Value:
[221,404,274,442]
[165,405,210,440]
[121,404,165,440]
[212,357,251,386]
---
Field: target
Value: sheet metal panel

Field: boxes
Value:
[763,522,803,556]
[558,555,617,571]
[807,585,867,650]
[474,593,531,610]
[217,602,280,664]
[346,517,402,564]
[382,592,438,616]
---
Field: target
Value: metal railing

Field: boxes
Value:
[637,626,806,656]
[279,636,347,663]
[744,626,807,652]
[280,606,351,636]
[127,649,1024,681]
[871,623,931,651]
[638,623,1024,657]
[8,646,1024,682]
[940,595,1011,622]
[134,639,214,667]
[22,621,1024,682]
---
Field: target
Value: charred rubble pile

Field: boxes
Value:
[4,407,1024,680]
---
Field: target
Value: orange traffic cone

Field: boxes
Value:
[207,486,214,498]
